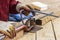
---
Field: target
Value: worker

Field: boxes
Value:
[0,0,32,21]
[0,0,35,39]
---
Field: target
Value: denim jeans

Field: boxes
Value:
[9,12,33,21]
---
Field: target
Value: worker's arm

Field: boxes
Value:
[9,0,20,14]
[9,0,31,16]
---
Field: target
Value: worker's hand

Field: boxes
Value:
[0,26,16,38]
[16,3,31,16]
[20,5,31,16]
[20,5,37,16]
[8,26,16,38]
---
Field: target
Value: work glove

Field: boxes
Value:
[0,22,16,38]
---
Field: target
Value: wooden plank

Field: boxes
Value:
[28,4,41,11]
[37,21,55,40]
[33,14,51,25]
[32,10,60,26]
[38,16,50,25]
[52,17,60,40]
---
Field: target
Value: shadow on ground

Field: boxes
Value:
[30,25,43,33]
[24,25,43,35]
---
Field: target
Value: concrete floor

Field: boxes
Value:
[16,0,60,40]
